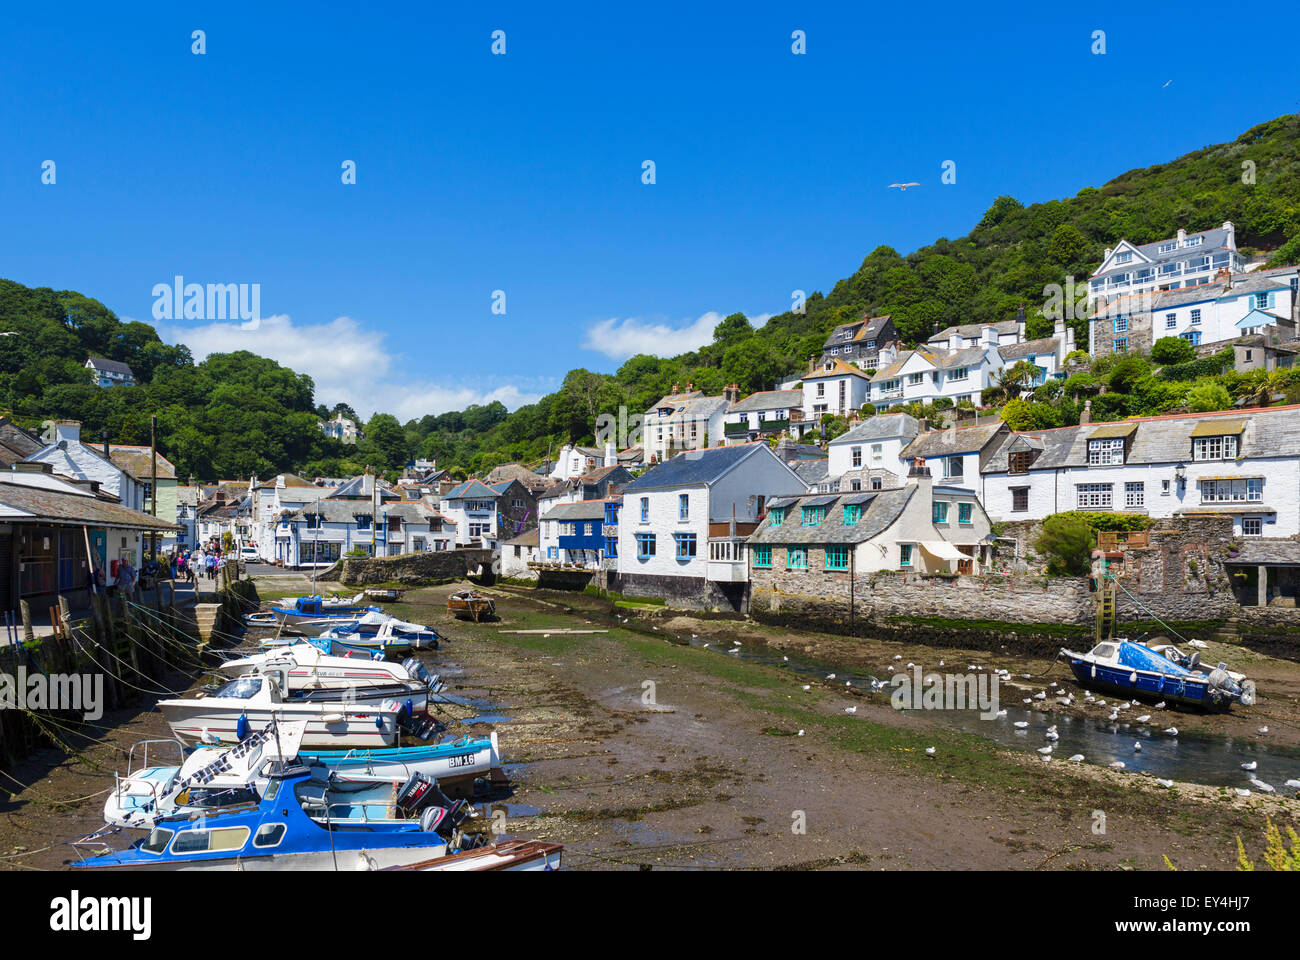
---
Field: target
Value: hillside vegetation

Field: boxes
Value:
[3,114,1299,481]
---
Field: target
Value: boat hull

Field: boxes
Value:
[311,733,500,784]
[158,704,399,749]
[1067,658,1221,710]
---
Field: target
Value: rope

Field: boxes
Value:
[1109,575,1193,645]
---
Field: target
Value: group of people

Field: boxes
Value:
[173,546,227,584]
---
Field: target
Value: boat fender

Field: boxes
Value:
[375,715,384,729]
[404,698,413,718]
[236,714,250,741]
[322,713,345,723]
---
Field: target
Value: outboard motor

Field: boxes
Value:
[419,805,449,834]
[402,658,433,688]
[395,773,439,816]
[398,715,440,740]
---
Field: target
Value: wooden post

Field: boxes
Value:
[19,599,34,643]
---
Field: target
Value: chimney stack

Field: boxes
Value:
[918,418,930,434]
[1081,400,1092,425]
[53,420,82,447]
[808,355,817,375]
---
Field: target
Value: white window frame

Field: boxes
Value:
[1192,435,1238,461]
[1076,483,1113,508]
[1087,438,1125,465]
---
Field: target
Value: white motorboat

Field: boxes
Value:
[386,839,563,872]
[216,644,440,706]
[156,674,403,749]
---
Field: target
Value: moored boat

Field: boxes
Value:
[1061,639,1256,711]
[156,674,405,748]
[447,590,495,622]
[269,594,383,630]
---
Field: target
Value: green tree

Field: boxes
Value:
[1151,336,1195,365]
[1033,514,1094,577]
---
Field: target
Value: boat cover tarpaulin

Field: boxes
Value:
[1117,642,1193,677]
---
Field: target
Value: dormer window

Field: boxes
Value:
[1115,251,1133,264]
[1087,437,1125,465]
[1008,450,1035,474]
[1192,434,1239,461]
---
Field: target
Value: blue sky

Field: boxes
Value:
[3,2,1298,419]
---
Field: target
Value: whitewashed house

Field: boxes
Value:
[722,388,811,443]
[1090,269,1299,355]
[898,420,1009,493]
[642,387,730,465]
[614,443,806,609]
[501,528,540,579]
[747,459,994,577]
[549,442,616,480]
[24,421,145,511]
[825,412,920,491]
[979,405,1300,539]
[1088,223,1246,309]
[253,474,338,564]
[801,358,872,420]
[868,344,998,410]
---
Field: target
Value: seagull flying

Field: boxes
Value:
[888,182,921,191]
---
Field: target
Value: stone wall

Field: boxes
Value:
[1110,515,1241,620]
[318,548,495,586]
[750,566,1092,631]
[607,571,747,612]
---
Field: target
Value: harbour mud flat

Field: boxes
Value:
[2,580,1297,871]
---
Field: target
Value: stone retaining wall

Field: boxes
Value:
[318,548,495,586]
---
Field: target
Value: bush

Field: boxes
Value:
[1157,347,1233,381]
[1151,336,1196,365]
[1107,355,1151,394]
[1184,380,1233,413]
[1033,514,1094,577]
[1000,398,1063,430]
[1053,510,1154,532]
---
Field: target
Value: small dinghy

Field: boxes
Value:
[328,611,442,651]
[1062,639,1256,711]
[242,611,279,628]
[447,590,495,622]
[309,731,504,788]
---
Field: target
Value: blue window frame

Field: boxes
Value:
[604,536,618,558]
[673,532,697,560]
[635,533,656,559]
[1113,316,1128,333]
[678,494,689,521]
[1180,330,1201,346]
[825,546,848,570]
[899,544,913,567]
[801,506,825,525]
[769,508,786,526]
[639,497,649,523]
[787,547,808,570]
[605,502,620,525]
[958,502,973,524]
[843,504,861,525]
[932,501,949,523]
[1113,338,1128,353]
[752,546,772,568]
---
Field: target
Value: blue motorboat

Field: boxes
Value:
[71,762,475,871]
[329,611,442,650]
[268,595,383,630]
[1062,639,1256,711]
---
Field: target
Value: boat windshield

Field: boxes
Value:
[1089,643,1117,659]
[141,827,174,854]
[212,676,263,700]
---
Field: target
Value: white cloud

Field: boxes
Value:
[165,313,543,421]
[582,311,776,361]
[583,312,723,361]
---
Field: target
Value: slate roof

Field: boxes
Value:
[804,358,871,381]
[541,500,607,522]
[930,345,992,370]
[0,479,176,530]
[870,351,914,382]
[86,357,134,375]
[288,500,440,523]
[506,527,539,547]
[107,445,178,480]
[486,463,550,489]
[441,479,500,501]
[998,337,1061,362]
[623,444,767,491]
[830,413,921,446]
[792,460,829,486]
[646,393,729,419]
[1226,540,1300,565]
[928,320,1020,343]
[901,421,1007,460]
[748,487,915,545]
[330,474,399,500]
[727,389,805,414]
[981,405,1300,473]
